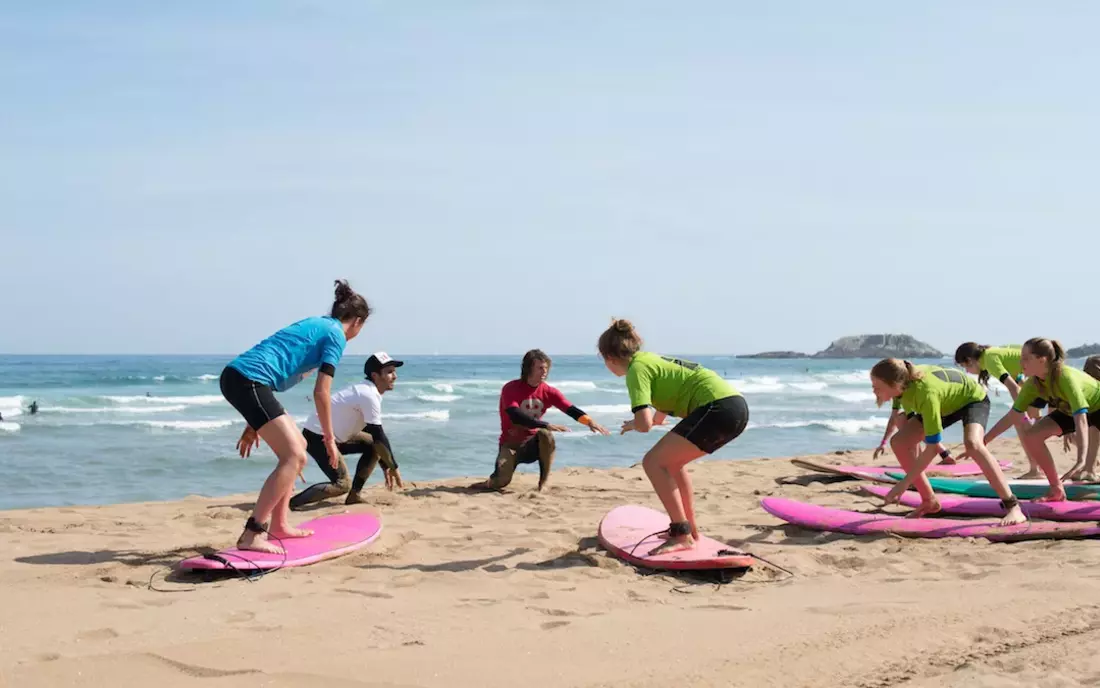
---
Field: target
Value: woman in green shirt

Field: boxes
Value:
[979,338,1100,485]
[871,358,1029,526]
[598,319,748,555]
[954,342,1049,478]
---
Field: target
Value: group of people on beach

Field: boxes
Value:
[219,279,1100,555]
[219,280,749,556]
[870,344,1100,526]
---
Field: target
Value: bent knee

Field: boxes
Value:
[536,427,555,448]
[287,452,308,472]
[963,438,983,453]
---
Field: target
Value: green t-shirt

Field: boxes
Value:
[625,352,738,419]
[978,346,1023,382]
[897,365,987,443]
[1013,366,1100,416]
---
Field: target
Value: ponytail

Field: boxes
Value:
[954,342,989,386]
[330,279,371,322]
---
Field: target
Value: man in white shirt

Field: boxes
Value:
[289,352,404,509]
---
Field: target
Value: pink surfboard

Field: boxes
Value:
[598,505,754,570]
[791,458,1010,481]
[179,513,383,571]
[760,497,1100,543]
[860,485,1100,521]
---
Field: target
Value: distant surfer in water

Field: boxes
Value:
[598,319,748,555]
[289,352,404,510]
[219,279,371,555]
[976,339,1100,484]
[470,349,610,492]
[28,401,38,415]
[871,359,1033,526]
[954,342,1049,478]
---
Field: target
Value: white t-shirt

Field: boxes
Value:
[304,380,382,442]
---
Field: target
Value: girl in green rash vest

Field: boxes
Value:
[598,319,749,556]
[870,359,1028,526]
[976,338,1100,487]
[955,342,1050,479]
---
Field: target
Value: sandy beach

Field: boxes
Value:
[5,440,1100,688]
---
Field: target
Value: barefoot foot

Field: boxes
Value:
[999,505,1028,526]
[648,534,695,556]
[345,491,366,505]
[268,526,314,539]
[1017,470,1041,480]
[1035,487,1067,503]
[236,531,285,555]
[906,501,941,518]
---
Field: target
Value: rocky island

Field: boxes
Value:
[741,334,944,360]
[1068,343,1100,358]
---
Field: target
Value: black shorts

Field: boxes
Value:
[1049,409,1100,436]
[909,397,991,432]
[671,395,749,454]
[219,365,286,431]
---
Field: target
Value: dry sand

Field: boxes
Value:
[4,439,1100,687]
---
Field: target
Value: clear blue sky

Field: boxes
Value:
[2,2,1098,356]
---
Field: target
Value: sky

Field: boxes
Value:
[1,1,1098,356]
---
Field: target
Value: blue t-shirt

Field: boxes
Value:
[228,316,347,392]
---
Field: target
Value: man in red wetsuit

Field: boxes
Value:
[470,349,610,491]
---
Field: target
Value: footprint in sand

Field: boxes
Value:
[541,621,571,630]
[336,588,394,599]
[143,598,176,608]
[225,611,256,624]
[76,628,120,642]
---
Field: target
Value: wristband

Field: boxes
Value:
[578,415,593,427]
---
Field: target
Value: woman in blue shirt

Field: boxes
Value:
[220,280,370,554]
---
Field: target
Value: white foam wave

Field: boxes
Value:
[552,381,600,392]
[0,422,20,433]
[102,395,224,406]
[748,417,886,434]
[733,381,786,394]
[583,404,633,415]
[45,405,189,415]
[788,381,828,392]
[1,408,23,419]
[830,391,877,403]
[815,371,870,385]
[431,383,454,393]
[153,375,166,381]
[388,410,450,422]
[103,419,237,431]
[415,394,462,403]
[195,374,219,381]
[0,395,25,408]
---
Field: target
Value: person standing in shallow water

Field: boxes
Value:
[219,280,370,555]
[598,319,749,555]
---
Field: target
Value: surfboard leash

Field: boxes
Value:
[147,525,289,593]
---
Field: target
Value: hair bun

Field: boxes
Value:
[612,318,634,334]
[333,279,353,303]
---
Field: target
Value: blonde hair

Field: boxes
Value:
[1024,337,1065,399]
[597,318,643,361]
[870,358,923,387]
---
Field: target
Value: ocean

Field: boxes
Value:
[0,354,1046,511]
